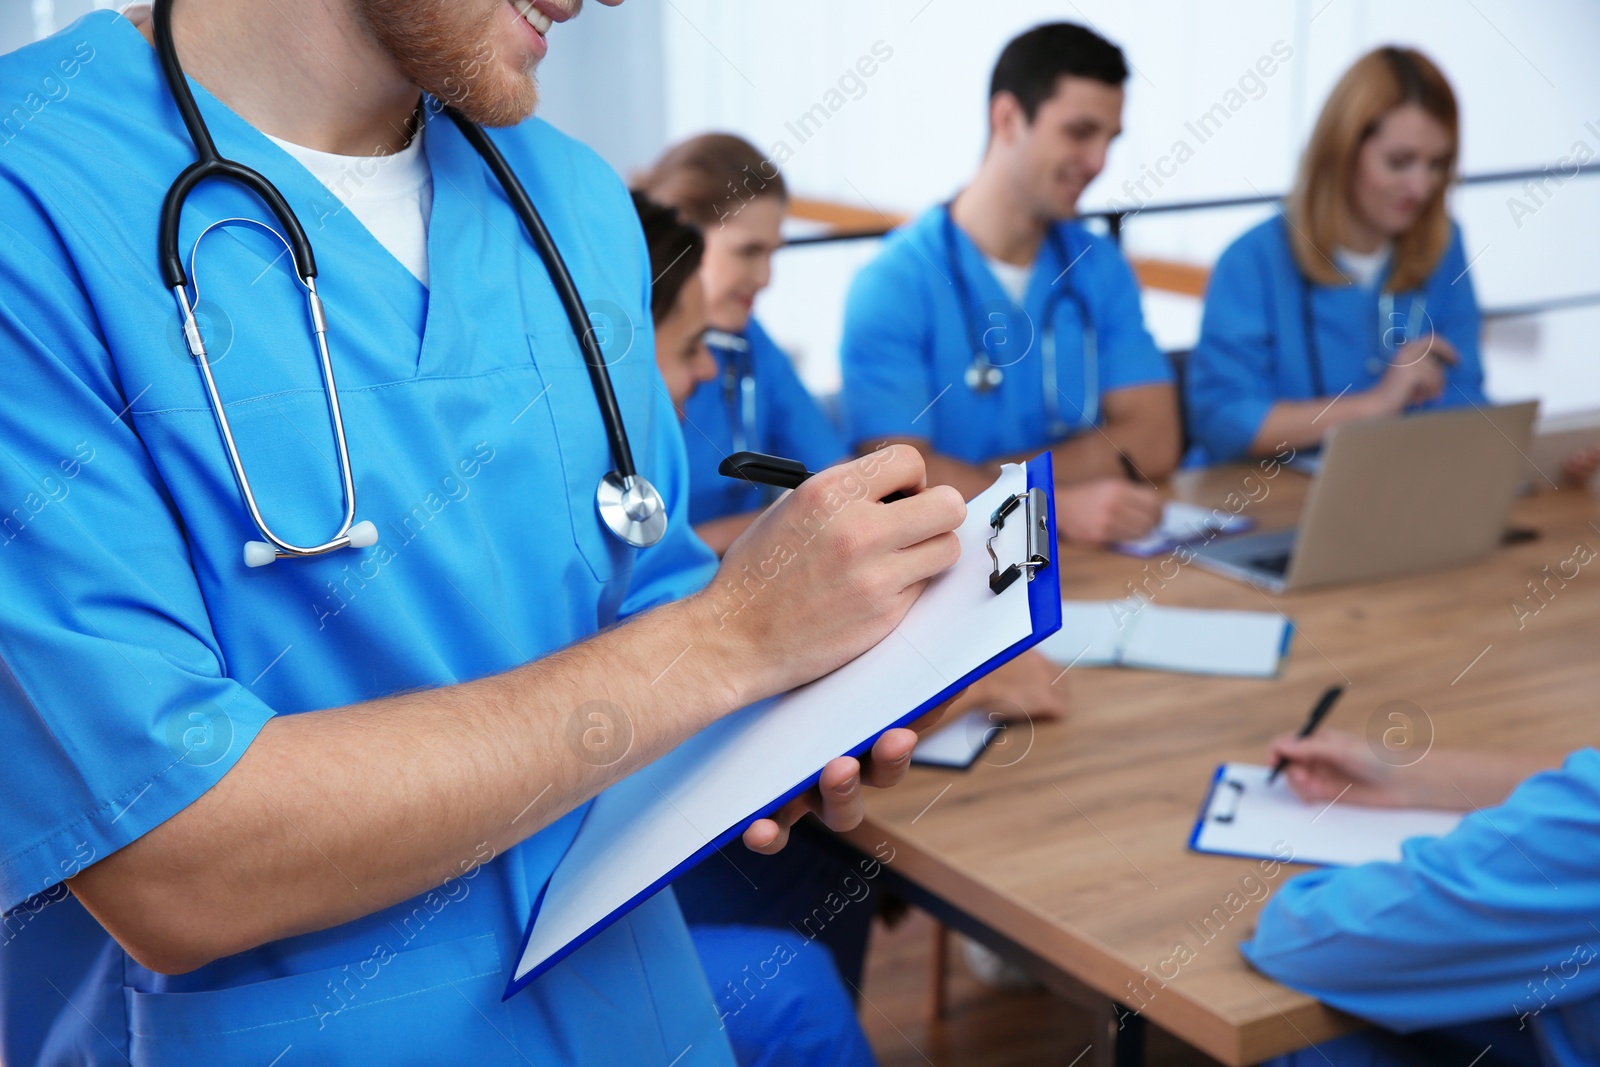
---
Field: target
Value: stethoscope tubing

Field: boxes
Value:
[151,0,661,561]
[1299,270,1428,399]
[943,207,1096,435]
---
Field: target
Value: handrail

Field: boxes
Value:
[1484,290,1600,321]
[783,159,1600,246]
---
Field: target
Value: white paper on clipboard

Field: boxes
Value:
[1190,762,1465,867]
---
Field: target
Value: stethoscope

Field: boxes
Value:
[705,328,756,455]
[1299,270,1428,399]
[153,0,666,569]
[705,327,784,507]
[943,208,1097,438]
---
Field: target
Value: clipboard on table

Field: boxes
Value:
[505,453,1063,998]
[1188,762,1465,868]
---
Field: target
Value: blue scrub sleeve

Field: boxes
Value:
[753,327,848,473]
[1086,234,1172,395]
[1426,224,1489,410]
[839,241,937,450]
[0,220,276,916]
[1241,749,1600,1033]
[1186,240,1281,462]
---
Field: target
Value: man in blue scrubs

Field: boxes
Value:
[1244,728,1593,1065]
[840,23,1180,545]
[0,3,965,1065]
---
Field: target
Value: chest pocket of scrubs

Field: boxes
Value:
[524,329,641,586]
[126,933,523,1066]
[131,387,357,569]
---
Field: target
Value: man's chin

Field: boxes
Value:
[438,71,539,128]
[1052,190,1085,220]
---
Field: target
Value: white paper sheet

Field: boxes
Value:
[1121,605,1289,677]
[514,464,1040,983]
[1192,762,1464,867]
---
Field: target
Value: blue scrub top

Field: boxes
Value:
[1242,748,1600,1066]
[1185,216,1489,464]
[0,13,734,1067]
[839,204,1171,466]
[678,318,846,525]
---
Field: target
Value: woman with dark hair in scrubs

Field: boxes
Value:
[637,139,1071,1015]
[635,133,848,555]
[635,190,878,1067]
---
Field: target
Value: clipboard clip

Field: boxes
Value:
[1211,779,1246,824]
[986,487,1051,594]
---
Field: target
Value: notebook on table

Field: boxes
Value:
[1037,600,1292,678]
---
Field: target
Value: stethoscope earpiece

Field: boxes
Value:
[243,520,378,569]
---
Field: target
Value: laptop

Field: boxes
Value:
[1191,401,1539,594]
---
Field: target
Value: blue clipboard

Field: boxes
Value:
[1187,763,1249,858]
[1186,761,1465,867]
[503,453,1063,999]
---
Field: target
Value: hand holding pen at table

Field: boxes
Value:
[1377,333,1459,411]
[1267,727,1568,812]
[1266,729,1412,807]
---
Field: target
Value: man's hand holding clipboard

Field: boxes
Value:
[712,446,967,853]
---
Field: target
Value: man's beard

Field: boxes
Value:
[352,0,539,128]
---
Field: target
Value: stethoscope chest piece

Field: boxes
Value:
[596,472,667,548]
[965,358,1003,393]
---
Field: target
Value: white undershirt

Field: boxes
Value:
[1335,242,1392,289]
[985,255,1032,305]
[267,126,434,287]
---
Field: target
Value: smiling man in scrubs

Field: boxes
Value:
[840,22,1181,546]
[0,2,967,1065]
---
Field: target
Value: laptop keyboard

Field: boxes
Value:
[1248,552,1292,576]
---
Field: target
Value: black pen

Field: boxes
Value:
[718,450,909,502]
[1266,684,1344,786]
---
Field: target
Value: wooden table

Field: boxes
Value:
[845,464,1600,1065]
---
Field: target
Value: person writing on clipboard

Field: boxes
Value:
[0,3,964,1065]
[1244,729,1586,1065]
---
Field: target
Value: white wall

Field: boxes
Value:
[534,0,666,185]
[651,0,1600,245]
[9,0,114,46]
